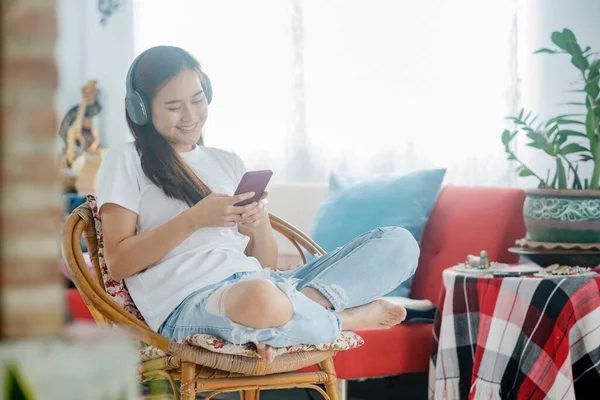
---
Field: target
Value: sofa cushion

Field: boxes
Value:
[332,324,435,378]
[310,169,446,297]
[411,186,526,305]
[64,194,89,252]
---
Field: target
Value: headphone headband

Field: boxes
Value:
[126,48,151,94]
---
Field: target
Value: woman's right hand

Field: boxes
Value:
[188,192,259,229]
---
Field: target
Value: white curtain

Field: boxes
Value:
[134,0,519,186]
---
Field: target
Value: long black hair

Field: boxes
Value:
[126,46,212,207]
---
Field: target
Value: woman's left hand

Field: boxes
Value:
[239,192,269,228]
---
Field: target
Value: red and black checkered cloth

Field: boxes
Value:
[429,269,600,400]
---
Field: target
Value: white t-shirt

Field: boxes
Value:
[96,142,262,331]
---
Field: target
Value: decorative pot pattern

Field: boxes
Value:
[524,190,600,243]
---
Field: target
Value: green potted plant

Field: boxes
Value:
[502,28,600,244]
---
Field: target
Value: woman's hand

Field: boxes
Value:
[239,192,269,228]
[238,192,278,269]
[188,192,259,229]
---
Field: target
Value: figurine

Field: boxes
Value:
[466,250,491,269]
[58,80,102,193]
[479,250,490,269]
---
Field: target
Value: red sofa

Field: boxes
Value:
[66,186,527,380]
[332,186,526,379]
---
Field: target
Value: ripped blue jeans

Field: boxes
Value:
[158,226,420,348]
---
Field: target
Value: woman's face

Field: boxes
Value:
[151,68,208,152]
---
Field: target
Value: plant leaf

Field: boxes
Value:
[566,41,583,56]
[584,76,600,99]
[572,55,589,71]
[556,133,568,147]
[5,364,36,400]
[586,108,597,141]
[551,31,567,50]
[546,114,585,127]
[562,28,577,43]
[505,116,526,125]
[530,115,539,127]
[501,129,513,147]
[553,113,586,118]
[549,169,557,189]
[556,158,567,189]
[526,131,555,155]
[560,143,590,155]
[534,48,558,54]
[501,129,510,144]
[580,154,594,162]
[560,102,586,106]
[557,129,588,138]
[546,123,559,138]
[570,163,583,189]
[519,168,535,177]
[550,118,585,126]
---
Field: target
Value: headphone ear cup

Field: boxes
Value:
[201,72,213,104]
[125,91,150,125]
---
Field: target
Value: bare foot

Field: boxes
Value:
[338,300,407,331]
[256,342,275,363]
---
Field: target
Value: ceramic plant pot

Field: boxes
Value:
[523,189,600,243]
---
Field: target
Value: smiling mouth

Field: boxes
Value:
[176,122,198,132]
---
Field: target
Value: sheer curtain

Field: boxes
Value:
[134,0,519,185]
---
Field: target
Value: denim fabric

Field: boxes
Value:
[158,226,420,347]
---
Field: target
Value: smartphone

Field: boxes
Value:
[233,170,273,206]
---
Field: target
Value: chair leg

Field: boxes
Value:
[180,362,197,400]
[320,357,341,400]
[337,379,348,400]
[240,389,260,400]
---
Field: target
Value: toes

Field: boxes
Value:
[256,343,268,360]
[256,343,275,363]
[265,346,276,363]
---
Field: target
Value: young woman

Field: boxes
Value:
[97,46,420,362]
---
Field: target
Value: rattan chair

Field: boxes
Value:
[61,201,347,400]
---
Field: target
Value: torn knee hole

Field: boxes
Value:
[204,284,234,316]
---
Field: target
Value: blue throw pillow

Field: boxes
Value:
[310,169,446,298]
[65,194,88,253]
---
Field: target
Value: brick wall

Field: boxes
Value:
[1,0,64,337]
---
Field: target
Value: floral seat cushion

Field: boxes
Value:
[86,195,145,321]
[85,195,364,361]
[140,331,364,362]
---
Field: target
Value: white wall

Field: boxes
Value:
[55,0,135,148]
[517,0,600,188]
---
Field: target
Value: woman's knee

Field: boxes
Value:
[380,226,420,268]
[223,279,293,329]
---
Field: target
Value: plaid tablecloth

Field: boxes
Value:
[429,268,600,400]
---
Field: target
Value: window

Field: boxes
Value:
[135,0,518,185]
